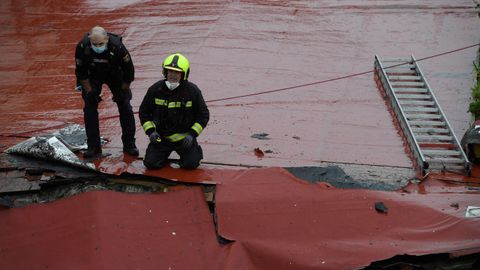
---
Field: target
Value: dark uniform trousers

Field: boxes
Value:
[82,78,136,149]
[144,138,203,169]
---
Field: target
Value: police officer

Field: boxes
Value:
[75,26,139,158]
[139,53,209,169]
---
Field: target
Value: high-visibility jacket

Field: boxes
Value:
[139,80,209,142]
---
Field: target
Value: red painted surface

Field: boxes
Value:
[1,0,478,171]
[0,188,228,270]
[1,1,480,268]
[1,169,479,270]
[215,168,480,269]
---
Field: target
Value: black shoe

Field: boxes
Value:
[123,143,139,156]
[84,147,102,159]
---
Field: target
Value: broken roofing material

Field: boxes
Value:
[5,125,95,171]
[51,124,88,151]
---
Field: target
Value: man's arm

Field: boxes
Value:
[117,45,135,89]
[189,87,210,137]
[139,86,157,136]
[75,42,92,92]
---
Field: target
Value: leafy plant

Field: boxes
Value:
[468,50,480,119]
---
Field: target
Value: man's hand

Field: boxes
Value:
[80,79,92,93]
[149,131,161,143]
[181,134,194,149]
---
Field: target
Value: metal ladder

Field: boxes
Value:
[374,55,471,175]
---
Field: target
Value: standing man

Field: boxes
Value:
[75,26,139,158]
[139,53,209,169]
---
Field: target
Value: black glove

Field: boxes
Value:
[149,131,161,143]
[181,134,194,149]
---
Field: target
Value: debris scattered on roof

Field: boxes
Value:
[374,201,389,214]
[251,133,270,140]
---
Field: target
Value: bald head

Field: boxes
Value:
[89,26,108,44]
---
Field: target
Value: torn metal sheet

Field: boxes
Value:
[5,136,95,171]
[52,124,107,152]
[51,124,88,151]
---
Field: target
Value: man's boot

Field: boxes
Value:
[123,141,139,156]
[84,146,102,159]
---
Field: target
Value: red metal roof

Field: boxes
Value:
[1,168,479,269]
[1,0,479,268]
[1,0,478,171]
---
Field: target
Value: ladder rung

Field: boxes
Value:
[416,135,453,141]
[418,143,455,149]
[426,158,465,164]
[387,72,416,76]
[389,75,422,81]
[394,88,428,93]
[383,64,416,70]
[409,120,446,126]
[427,163,465,170]
[391,82,425,87]
[386,68,416,74]
[399,100,435,106]
[403,107,439,113]
[396,94,431,99]
[406,114,442,120]
[412,127,450,134]
[382,59,413,63]
[422,149,461,156]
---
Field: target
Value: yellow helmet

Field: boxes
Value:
[162,53,190,80]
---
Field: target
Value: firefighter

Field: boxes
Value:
[75,26,139,158]
[139,53,209,169]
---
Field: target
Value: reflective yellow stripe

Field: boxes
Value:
[155,98,166,106]
[157,99,191,108]
[165,133,187,142]
[191,122,203,135]
[142,121,155,132]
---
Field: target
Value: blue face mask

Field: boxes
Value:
[91,44,107,54]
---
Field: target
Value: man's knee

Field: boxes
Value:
[180,146,202,169]
[143,154,167,169]
[180,159,200,170]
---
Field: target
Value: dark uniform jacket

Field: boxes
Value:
[75,33,134,83]
[139,80,209,140]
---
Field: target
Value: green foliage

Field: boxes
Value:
[469,99,480,114]
[469,52,480,120]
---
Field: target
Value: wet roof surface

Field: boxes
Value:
[1,0,480,269]
[1,0,478,170]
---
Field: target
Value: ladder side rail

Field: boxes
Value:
[411,55,471,172]
[375,55,428,172]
